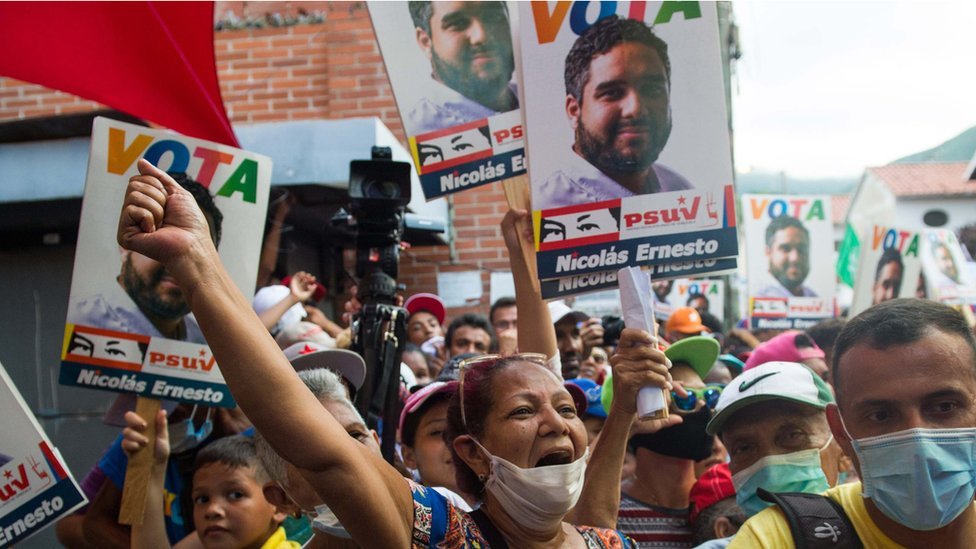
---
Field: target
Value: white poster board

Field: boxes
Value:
[61,117,271,407]
[520,2,738,280]
[368,1,526,200]
[743,194,835,329]
[0,361,86,546]
[850,226,923,316]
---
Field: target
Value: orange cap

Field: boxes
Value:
[665,307,709,334]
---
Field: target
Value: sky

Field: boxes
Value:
[731,1,976,179]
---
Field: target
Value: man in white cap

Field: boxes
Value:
[706,361,846,548]
[547,300,590,379]
[731,299,976,547]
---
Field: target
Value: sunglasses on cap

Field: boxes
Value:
[457,353,550,431]
[671,384,724,412]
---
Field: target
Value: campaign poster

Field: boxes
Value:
[849,226,924,317]
[368,2,526,200]
[60,117,272,407]
[520,2,738,280]
[742,194,835,329]
[540,257,737,301]
[919,229,976,305]
[0,362,86,546]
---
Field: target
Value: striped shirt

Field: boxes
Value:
[617,493,694,548]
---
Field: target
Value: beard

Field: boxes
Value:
[121,257,190,320]
[575,111,672,176]
[431,44,514,105]
[771,264,808,291]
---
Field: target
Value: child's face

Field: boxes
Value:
[192,463,280,549]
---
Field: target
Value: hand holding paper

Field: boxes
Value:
[618,266,670,418]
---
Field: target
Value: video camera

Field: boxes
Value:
[333,146,412,463]
[343,146,411,288]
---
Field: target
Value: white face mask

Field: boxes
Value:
[275,481,351,539]
[309,503,351,539]
[476,441,588,533]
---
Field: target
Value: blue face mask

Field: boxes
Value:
[732,436,832,517]
[852,427,976,531]
[168,405,213,454]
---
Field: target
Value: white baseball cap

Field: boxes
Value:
[706,361,834,435]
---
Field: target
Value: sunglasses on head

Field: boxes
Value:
[671,384,723,412]
[458,353,550,430]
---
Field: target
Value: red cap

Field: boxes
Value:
[689,462,735,524]
[281,275,327,302]
[404,293,446,325]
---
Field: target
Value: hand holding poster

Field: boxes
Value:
[743,194,835,329]
[521,2,738,280]
[60,117,271,407]
[849,226,923,316]
[368,1,526,199]
[0,361,86,546]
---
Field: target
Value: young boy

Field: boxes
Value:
[123,410,294,548]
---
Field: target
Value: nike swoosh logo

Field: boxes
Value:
[739,372,779,392]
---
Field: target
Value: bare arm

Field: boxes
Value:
[502,209,557,359]
[568,329,677,528]
[82,482,130,549]
[255,272,316,332]
[117,159,414,546]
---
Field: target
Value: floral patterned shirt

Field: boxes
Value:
[409,480,636,548]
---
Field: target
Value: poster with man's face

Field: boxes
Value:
[920,229,976,304]
[0,361,87,545]
[368,1,526,200]
[849,226,923,317]
[520,2,738,281]
[60,117,271,407]
[742,194,834,329]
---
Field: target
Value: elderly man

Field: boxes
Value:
[705,361,846,548]
[730,298,976,547]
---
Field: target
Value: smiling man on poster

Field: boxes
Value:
[406,1,518,135]
[535,16,692,210]
[757,215,816,298]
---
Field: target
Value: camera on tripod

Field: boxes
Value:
[332,146,413,463]
[334,146,412,303]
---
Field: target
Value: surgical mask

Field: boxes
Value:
[275,482,351,539]
[732,436,832,517]
[168,405,213,454]
[309,503,351,539]
[477,441,588,534]
[852,427,976,531]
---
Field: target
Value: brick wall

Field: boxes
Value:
[0,0,510,321]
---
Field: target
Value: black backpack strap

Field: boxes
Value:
[468,508,509,549]
[757,488,863,549]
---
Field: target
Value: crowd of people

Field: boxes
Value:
[47,159,976,548]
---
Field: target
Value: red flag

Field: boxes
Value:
[0,1,238,146]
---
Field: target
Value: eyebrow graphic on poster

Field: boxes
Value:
[849,226,923,317]
[0,361,87,546]
[520,1,738,280]
[743,194,835,329]
[919,229,976,305]
[367,1,526,200]
[60,117,271,407]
